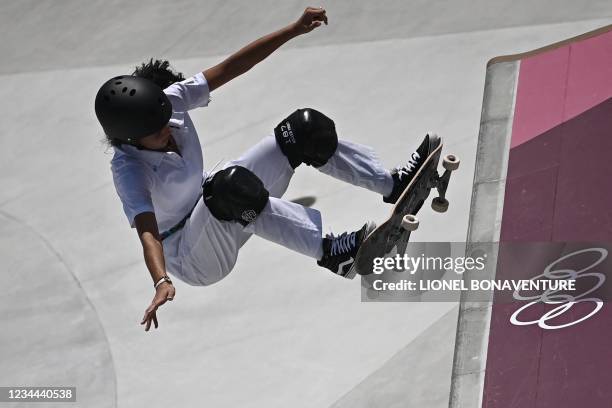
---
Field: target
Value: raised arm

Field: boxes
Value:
[203,7,328,92]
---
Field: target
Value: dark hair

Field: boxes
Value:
[104,58,184,147]
[133,58,185,89]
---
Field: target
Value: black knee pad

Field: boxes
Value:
[274,108,338,168]
[203,165,269,226]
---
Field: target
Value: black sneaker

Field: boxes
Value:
[383,133,441,204]
[317,221,376,278]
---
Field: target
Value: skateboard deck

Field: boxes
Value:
[352,135,459,278]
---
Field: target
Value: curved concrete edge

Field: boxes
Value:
[0,211,117,408]
[448,61,518,408]
[330,307,459,408]
[487,23,612,66]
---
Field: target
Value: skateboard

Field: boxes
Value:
[351,134,459,278]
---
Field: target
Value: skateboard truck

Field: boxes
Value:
[356,139,459,278]
[401,154,460,231]
[431,154,460,213]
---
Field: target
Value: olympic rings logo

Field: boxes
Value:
[509,248,606,330]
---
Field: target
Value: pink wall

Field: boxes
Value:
[511,29,612,148]
[483,27,612,408]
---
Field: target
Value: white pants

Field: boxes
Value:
[164,135,393,286]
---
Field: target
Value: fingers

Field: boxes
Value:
[312,8,328,25]
[141,304,154,324]
[317,9,328,25]
[140,287,175,331]
[305,6,328,25]
[141,303,156,330]
[306,21,322,32]
[140,302,161,331]
[141,310,156,331]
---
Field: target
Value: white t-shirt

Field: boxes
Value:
[110,72,211,232]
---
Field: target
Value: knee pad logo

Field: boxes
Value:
[280,122,296,144]
[241,210,258,223]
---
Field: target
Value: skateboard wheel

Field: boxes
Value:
[443,154,460,171]
[401,214,419,231]
[432,197,449,213]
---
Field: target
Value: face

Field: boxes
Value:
[138,124,172,150]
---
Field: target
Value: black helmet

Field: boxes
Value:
[95,75,172,144]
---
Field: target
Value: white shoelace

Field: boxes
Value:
[330,231,357,256]
[396,151,421,180]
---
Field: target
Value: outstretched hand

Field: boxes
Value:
[141,283,175,331]
[293,7,328,35]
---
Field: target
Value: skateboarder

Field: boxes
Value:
[94,7,436,330]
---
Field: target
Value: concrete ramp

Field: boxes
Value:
[0,212,116,407]
[331,307,458,408]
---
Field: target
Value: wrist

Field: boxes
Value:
[154,275,173,289]
[286,22,301,37]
